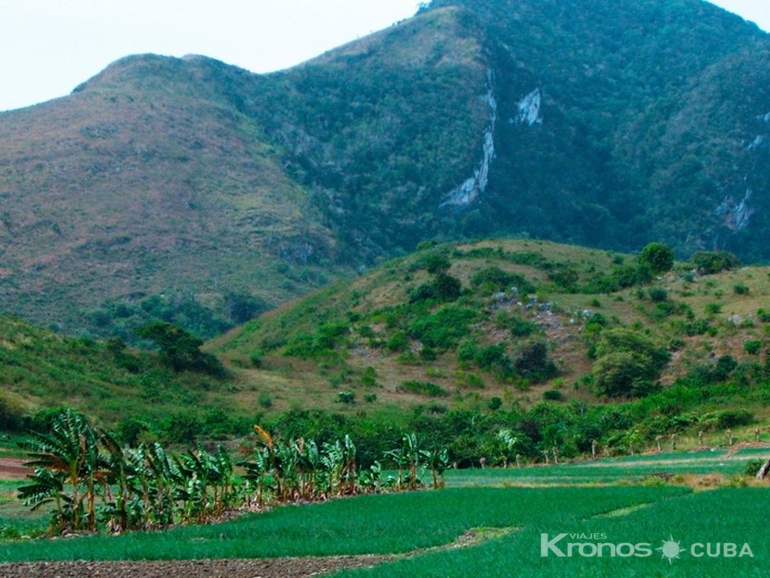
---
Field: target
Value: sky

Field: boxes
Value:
[0,0,767,113]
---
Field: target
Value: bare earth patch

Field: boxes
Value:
[0,555,397,578]
[0,459,30,480]
[0,526,517,577]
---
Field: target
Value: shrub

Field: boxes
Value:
[0,392,26,432]
[758,308,770,323]
[691,251,739,275]
[744,340,762,355]
[116,418,149,447]
[648,287,668,302]
[397,380,448,397]
[549,267,579,289]
[163,411,202,443]
[543,390,564,401]
[704,302,722,315]
[592,351,662,398]
[638,242,674,274]
[410,272,462,303]
[386,331,409,353]
[408,306,478,350]
[496,311,538,337]
[136,321,225,375]
[733,283,750,295]
[470,267,534,295]
[682,318,711,336]
[487,397,503,411]
[511,317,539,337]
[358,325,376,339]
[611,264,653,289]
[361,367,378,387]
[514,341,558,382]
[336,391,356,404]
[594,329,670,367]
[249,351,264,368]
[423,252,451,275]
[706,409,753,429]
[745,459,764,477]
[591,329,668,398]
[258,392,273,409]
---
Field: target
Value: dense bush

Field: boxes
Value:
[638,242,674,274]
[514,341,558,382]
[590,329,668,398]
[407,306,478,351]
[397,380,448,397]
[284,320,350,359]
[691,251,739,275]
[135,322,225,375]
[592,352,663,398]
[647,287,668,302]
[0,392,25,432]
[470,267,534,295]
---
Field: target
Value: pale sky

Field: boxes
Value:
[0,0,767,112]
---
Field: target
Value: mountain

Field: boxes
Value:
[1,0,769,335]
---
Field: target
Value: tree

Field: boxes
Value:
[594,328,670,368]
[691,250,739,275]
[224,292,268,324]
[638,242,674,275]
[135,321,224,375]
[423,252,451,275]
[592,351,661,398]
[590,329,668,398]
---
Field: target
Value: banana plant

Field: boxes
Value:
[18,413,449,535]
[19,408,101,532]
[143,442,179,527]
[423,446,449,489]
[16,466,66,532]
[496,429,518,468]
[97,428,131,532]
[238,446,274,508]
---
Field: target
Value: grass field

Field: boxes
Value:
[0,448,767,576]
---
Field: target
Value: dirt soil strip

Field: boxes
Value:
[0,555,398,577]
[0,458,31,480]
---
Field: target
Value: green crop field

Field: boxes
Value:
[0,449,768,577]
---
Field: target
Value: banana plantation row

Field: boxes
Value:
[18,409,449,535]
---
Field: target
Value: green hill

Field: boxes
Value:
[215,239,770,418]
[0,316,260,440]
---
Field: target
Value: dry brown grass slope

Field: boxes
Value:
[0,54,338,330]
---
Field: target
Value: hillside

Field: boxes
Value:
[0,315,260,439]
[4,238,770,463]
[1,0,770,337]
[215,239,770,418]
